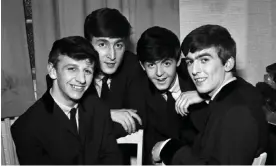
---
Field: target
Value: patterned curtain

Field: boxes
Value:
[32,0,180,99]
[1,0,180,117]
[1,0,35,118]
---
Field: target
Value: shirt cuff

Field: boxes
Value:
[152,139,171,163]
[160,138,184,164]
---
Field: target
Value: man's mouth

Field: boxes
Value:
[194,77,207,85]
[71,85,85,91]
[105,62,116,68]
[156,78,167,84]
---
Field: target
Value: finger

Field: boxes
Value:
[179,99,190,116]
[175,97,180,114]
[183,99,190,115]
[121,112,135,133]
[125,109,137,113]
[175,94,183,114]
[118,119,129,132]
[178,97,187,116]
[131,109,138,113]
[129,112,142,125]
[182,98,189,116]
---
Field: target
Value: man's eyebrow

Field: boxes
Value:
[62,63,77,69]
[95,39,108,42]
[96,38,124,44]
[86,64,94,68]
[114,39,124,44]
[64,63,77,67]
[185,53,212,61]
[196,53,212,59]
[161,58,173,62]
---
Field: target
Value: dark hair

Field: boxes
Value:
[48,36,99,73]
[137,26,180,63]
[84,8,131,41]
[181,24,236,67]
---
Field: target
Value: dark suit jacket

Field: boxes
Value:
[11,89,122,165]
[160,77,269,165]
[87,51,147,138]
[143,71,202,164]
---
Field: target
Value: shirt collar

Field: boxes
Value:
[95,74,111,84]
[49,88,78,115]
[207,77,237,103]
[95,74,104,83]
[169,74,180,94]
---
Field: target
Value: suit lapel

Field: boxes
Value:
[147,80,167,117]
[147,81,170,134]
[52,104,80,139]
[78,103,91,144]
[106,75,124,108]
[42,89,80,139]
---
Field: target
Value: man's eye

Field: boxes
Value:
[164,62,171,66]
[201,58,209,63]
[68,67,76,71]
[115,43,124,49]
[98,43,106,47]
[147,63,155,68]
[84,69,93,75]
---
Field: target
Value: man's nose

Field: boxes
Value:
[192,61,201,75]
[107,47,116,60]
[76,71,86,84]
[156,65,164,77]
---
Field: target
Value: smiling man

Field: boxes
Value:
[11,36,122,165]
[84,8,146,139]
[152,25,268,165]
[137,26,203,164]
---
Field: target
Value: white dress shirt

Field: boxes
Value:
[94,74,112,97]
[162,74,182,101]
[50,88,79,129]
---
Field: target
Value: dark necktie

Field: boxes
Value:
[70,108,78,133]
[101,76,110,100]
[166,91,181,138]
[166,91,175,105]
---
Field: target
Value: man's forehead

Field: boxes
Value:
[146,58,175,64]
[92,37,124,43]
[58,55,94,66]
[186,47,217,59]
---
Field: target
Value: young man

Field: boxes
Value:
[11,36,122,165]
[152,25,269,165]
[84,8,145,138]
[137,26,204,164]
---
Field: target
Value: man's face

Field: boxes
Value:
[91,37,125,75]
[185,47,227,97]
[142,58,177,91]
[49,55,94,105]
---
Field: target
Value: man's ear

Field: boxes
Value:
[47,63,57,79]
[224,57,235,72]
[139,61,145,71]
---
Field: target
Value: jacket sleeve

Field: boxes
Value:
[125,52,148,129]
[160,106,260,165]
[99,107,123,165]
[143,119,167,164]
[11,119,51,165]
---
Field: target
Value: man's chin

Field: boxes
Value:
[102,68,117,75]
[70,93,85,101]
[196,87,210,94]
[155,84,170,91]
